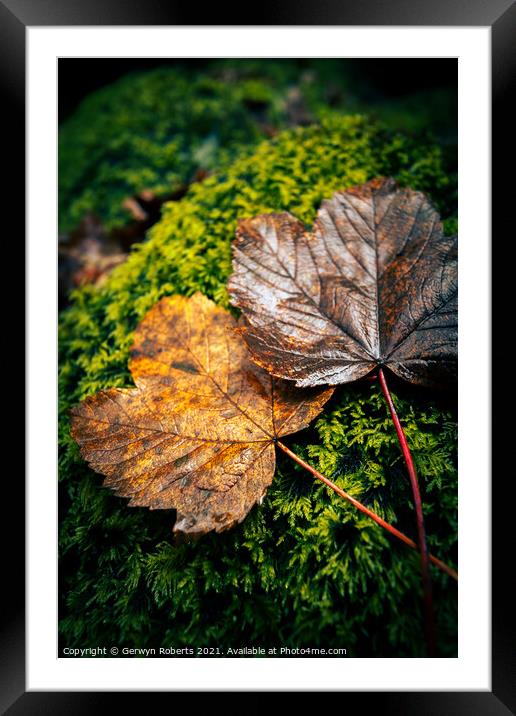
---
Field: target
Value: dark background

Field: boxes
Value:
[58,57,458,124]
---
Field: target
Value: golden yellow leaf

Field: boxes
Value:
[70,293,333,535]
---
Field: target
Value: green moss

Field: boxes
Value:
[58,62,326,233]
[59,115,457,656]
[59,61,456,234]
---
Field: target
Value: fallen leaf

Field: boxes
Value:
[122,196,149,222]
[228,177,457,388]
[70,293,333,535]
[58,214,127,309]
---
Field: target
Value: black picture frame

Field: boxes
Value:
[3,0,512,712]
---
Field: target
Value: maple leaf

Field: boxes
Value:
[70,293,333,535]
[228,177,457,389]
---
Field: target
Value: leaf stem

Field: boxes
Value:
[377,367,436,656]
[276,440,457,581]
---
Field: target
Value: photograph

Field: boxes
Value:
[58,57,459,659]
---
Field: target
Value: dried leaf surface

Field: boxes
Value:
[228,177,457,388]
[70,293,332,535]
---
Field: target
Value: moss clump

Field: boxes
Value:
[58,62,334,233]
[59,60,456,234]
[59,115,457,656]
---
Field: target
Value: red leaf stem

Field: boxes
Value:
[377,367,436,656]
[276,440,457,582]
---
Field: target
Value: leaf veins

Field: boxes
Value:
[228,177,457,388]
[70,293,333,535]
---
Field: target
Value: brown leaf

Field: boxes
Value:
[122,196,148,222]
[70,293,333,535]
[228,177,457,389]
[58,214,127,309]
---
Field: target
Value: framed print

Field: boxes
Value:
[2,0,512,711]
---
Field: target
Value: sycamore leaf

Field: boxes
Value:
[70,293,333,535]
[228,177,457,389]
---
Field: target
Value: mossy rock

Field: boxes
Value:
[59,115,457,656]
[58,61,456,234]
